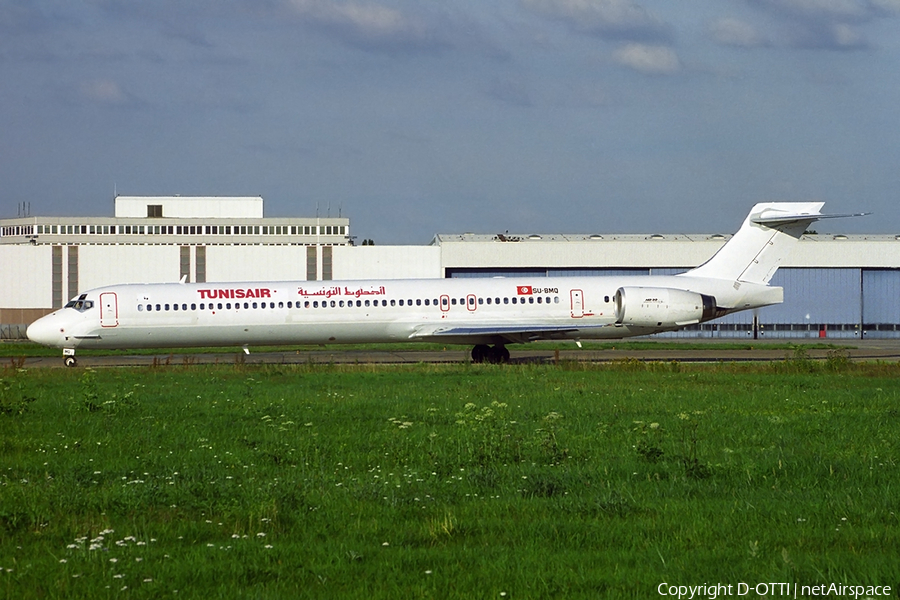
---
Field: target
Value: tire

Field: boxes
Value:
[487,345,510,364]
[471,344,490,363]
[64,356,77,368]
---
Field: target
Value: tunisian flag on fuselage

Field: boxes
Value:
[517,286,533,295]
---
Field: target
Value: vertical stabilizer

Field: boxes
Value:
[684,202,825,284]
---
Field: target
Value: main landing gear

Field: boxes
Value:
[471,344,510,364]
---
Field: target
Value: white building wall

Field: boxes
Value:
[206,246,309,282]
[78,245,181,289]
[114,196,264,219]
[787,240,900,267]
[439,240,724,270]
[333,246,441,279]
[437,238,900,271]
[0,245,52,308]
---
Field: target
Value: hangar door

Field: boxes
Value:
[862,270,900,337]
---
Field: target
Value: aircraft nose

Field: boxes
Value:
[26,314,64,348]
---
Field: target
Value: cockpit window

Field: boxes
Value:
[64,295,94,312]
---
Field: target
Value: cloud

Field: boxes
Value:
[745,0,900,49]
[488,77,533,107]
[520,0,672,42]
[752,0,868,20]
[870,0,900,12]
[613,43,680,74]
[709,17,769,47]
[78,79,129,105]
[286,0,442,52]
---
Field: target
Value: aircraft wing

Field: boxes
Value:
[410,323,613,344]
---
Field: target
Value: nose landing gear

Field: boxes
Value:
[63,349,77,368]
[470,344,510,364]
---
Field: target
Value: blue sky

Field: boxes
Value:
[2,0,898,243]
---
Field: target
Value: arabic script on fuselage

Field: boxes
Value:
[296,286,386,298]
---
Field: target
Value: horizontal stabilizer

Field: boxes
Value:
[751,208,870,226]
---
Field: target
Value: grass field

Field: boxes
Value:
[0,339,853,359]
[1,357,898,599]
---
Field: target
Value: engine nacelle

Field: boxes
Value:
[614,287,717,328]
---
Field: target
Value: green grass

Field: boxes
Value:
[0,339,854,359]
[1,359,897,598]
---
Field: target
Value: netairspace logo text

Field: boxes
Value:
[657,582,892,599]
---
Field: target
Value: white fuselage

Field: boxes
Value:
[26,274,780,351]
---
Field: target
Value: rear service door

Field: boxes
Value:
[570,289,584,318]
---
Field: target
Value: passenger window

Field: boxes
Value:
[424,299,430,306]
[146,305,152,312]
[244,302,249,309]
[226,303,231,309]
[156,304,161,311]
[173,304,178,311]
[503,298,509,304]
[604,296,610,303]
[416,299,422,306]
[339,300,345,307]
[399,299,404,306]
[199,303,204,310]
[313,301,319,308]
[537,297,542,304]
[390,300,395,306]
[554,297,560,304]
[442,298,448,307]
[451,298,457,305]
[191,303,197,310]
[330,300,336,308]
[217,303,222,310]
[182,304,187,311]
[279,302,284,308]
[138,304,143,311]
[165,304,170,311]
[486,298,491,305]
[478,298,483,305]
[252,302,258,309]
[381,300,387,307]
[365,300,370,307]
[529,297,534,304]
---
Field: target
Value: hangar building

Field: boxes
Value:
[2,196,898,339]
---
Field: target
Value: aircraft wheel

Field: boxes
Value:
[64,356,77,368]
[471,344,490,363]
[487,345,510,364]
[497,346,510,363]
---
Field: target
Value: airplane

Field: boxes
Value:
[26,202,864,367]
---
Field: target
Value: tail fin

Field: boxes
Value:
[685,202,863,285]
